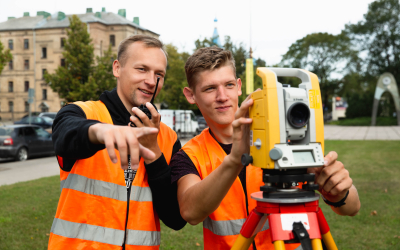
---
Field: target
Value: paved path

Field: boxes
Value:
[0,156,59,186]
[324,125,400,140]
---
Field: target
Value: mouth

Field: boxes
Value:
[215,106,231,112]
[138,88,154,96]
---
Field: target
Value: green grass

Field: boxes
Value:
[1,141,400,249]
[328,116,398,126]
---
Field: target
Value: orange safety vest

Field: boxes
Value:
[48,100,177,250]
[182,128,300,250]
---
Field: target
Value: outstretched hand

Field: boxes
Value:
[88,123,158,170]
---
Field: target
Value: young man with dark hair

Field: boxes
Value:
[49,35,186,250]
[170,46,361,250]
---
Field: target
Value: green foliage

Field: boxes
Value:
[345,91,374,118]
[0,39,12,75]
[45,15,116,102]
[328,116,397,126]
[345,0,400,88]
[281,32,357,111]
[156,44,195,110]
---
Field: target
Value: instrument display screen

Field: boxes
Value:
[293,150,315,164]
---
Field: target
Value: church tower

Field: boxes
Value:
[212,17,222,47]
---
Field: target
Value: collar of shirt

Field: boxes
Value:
[99,88,132,126]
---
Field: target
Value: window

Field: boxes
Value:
[23,127,35,137]
[24,59,29,70]
[9,60,13,70]
[8,39,13,50]
[33,126,49,138]
[24,81,29,92]
[42,69,47,79]
[61,58,65,67]
[110,35,115,47]
[24,39,29,49]
[42,47,47,58]
[8,81,13,92]
[61,38,66,48]
[25,101,29,112]
[9,101,13,112]
[42,89,47,100]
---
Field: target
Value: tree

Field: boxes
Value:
[345,0,400,87]
[156,44,194,110]
[0,39,12,75]
[281,32,357,111]
[45,15,116,101]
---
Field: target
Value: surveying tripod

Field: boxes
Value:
[231,169,338,250]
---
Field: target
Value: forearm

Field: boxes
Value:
[53,105,105,159]
[328,185,360,216]
[146,154,187,230]
[180,155,242,225]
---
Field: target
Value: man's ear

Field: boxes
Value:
[237,78,243,96]
[113,60,120,78]
[183,87,196,104]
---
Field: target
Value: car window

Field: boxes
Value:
[0,127,14,136]
[33,127,49,138]
[33,117,42,123]
[23,127,36,136]
[21,117,29,123]
[42,116,53,123]
[191,113,196,121]
[43,114,56,119]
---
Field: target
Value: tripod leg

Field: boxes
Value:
[232,209,265,250]
[316,208,338,250]
[311,239,323,250]
[273,240,286,250]
[231,234,256,250]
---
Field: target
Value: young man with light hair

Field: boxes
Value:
[170,46,361,249]
[49,35,185,249]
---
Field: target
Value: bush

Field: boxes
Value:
[345,91,374,118]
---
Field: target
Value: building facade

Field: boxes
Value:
[0,8,159,121]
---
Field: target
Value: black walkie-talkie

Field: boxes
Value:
[130,77,160,127]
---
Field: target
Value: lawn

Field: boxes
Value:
[0,141,399,249]
[327,116,398,126]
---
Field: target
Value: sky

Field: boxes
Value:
[0,0,376,65]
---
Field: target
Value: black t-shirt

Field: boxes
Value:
[170,129,247,195]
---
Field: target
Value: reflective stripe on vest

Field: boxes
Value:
[204,217,269,236]
[51,218,125,246]
[60,173,153,202]
[126,229,161,246]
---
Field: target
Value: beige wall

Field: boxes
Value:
[0,22,158,121]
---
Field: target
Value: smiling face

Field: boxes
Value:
[113,41,167,112]
[183,65,242,127]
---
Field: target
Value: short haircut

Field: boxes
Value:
[185,46,236,91]
[117,34,167,66]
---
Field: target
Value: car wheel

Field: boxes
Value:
[15,147,28,161]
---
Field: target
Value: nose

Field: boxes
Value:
[144,72,157,88]
[216,85,229,102]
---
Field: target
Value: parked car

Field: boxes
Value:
[197,116,208,131]
[39,112,58,120]
[14,116,53,129]
[22,112,41,118]
[0,125,54,161]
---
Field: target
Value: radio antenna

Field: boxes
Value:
[150,77,160,104]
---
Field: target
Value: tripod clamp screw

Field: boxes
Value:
[241,154,253,167]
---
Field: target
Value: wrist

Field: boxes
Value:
[144,145,162,164]
[322,190,350,208]
[226,154,243,169]
[88,123,102,144]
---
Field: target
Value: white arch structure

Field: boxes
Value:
[371,73,400,126]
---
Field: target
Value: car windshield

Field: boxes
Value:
[43,114,56,119]
[0,127,14,136]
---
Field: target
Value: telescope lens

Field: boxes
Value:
[287,103,310,128]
